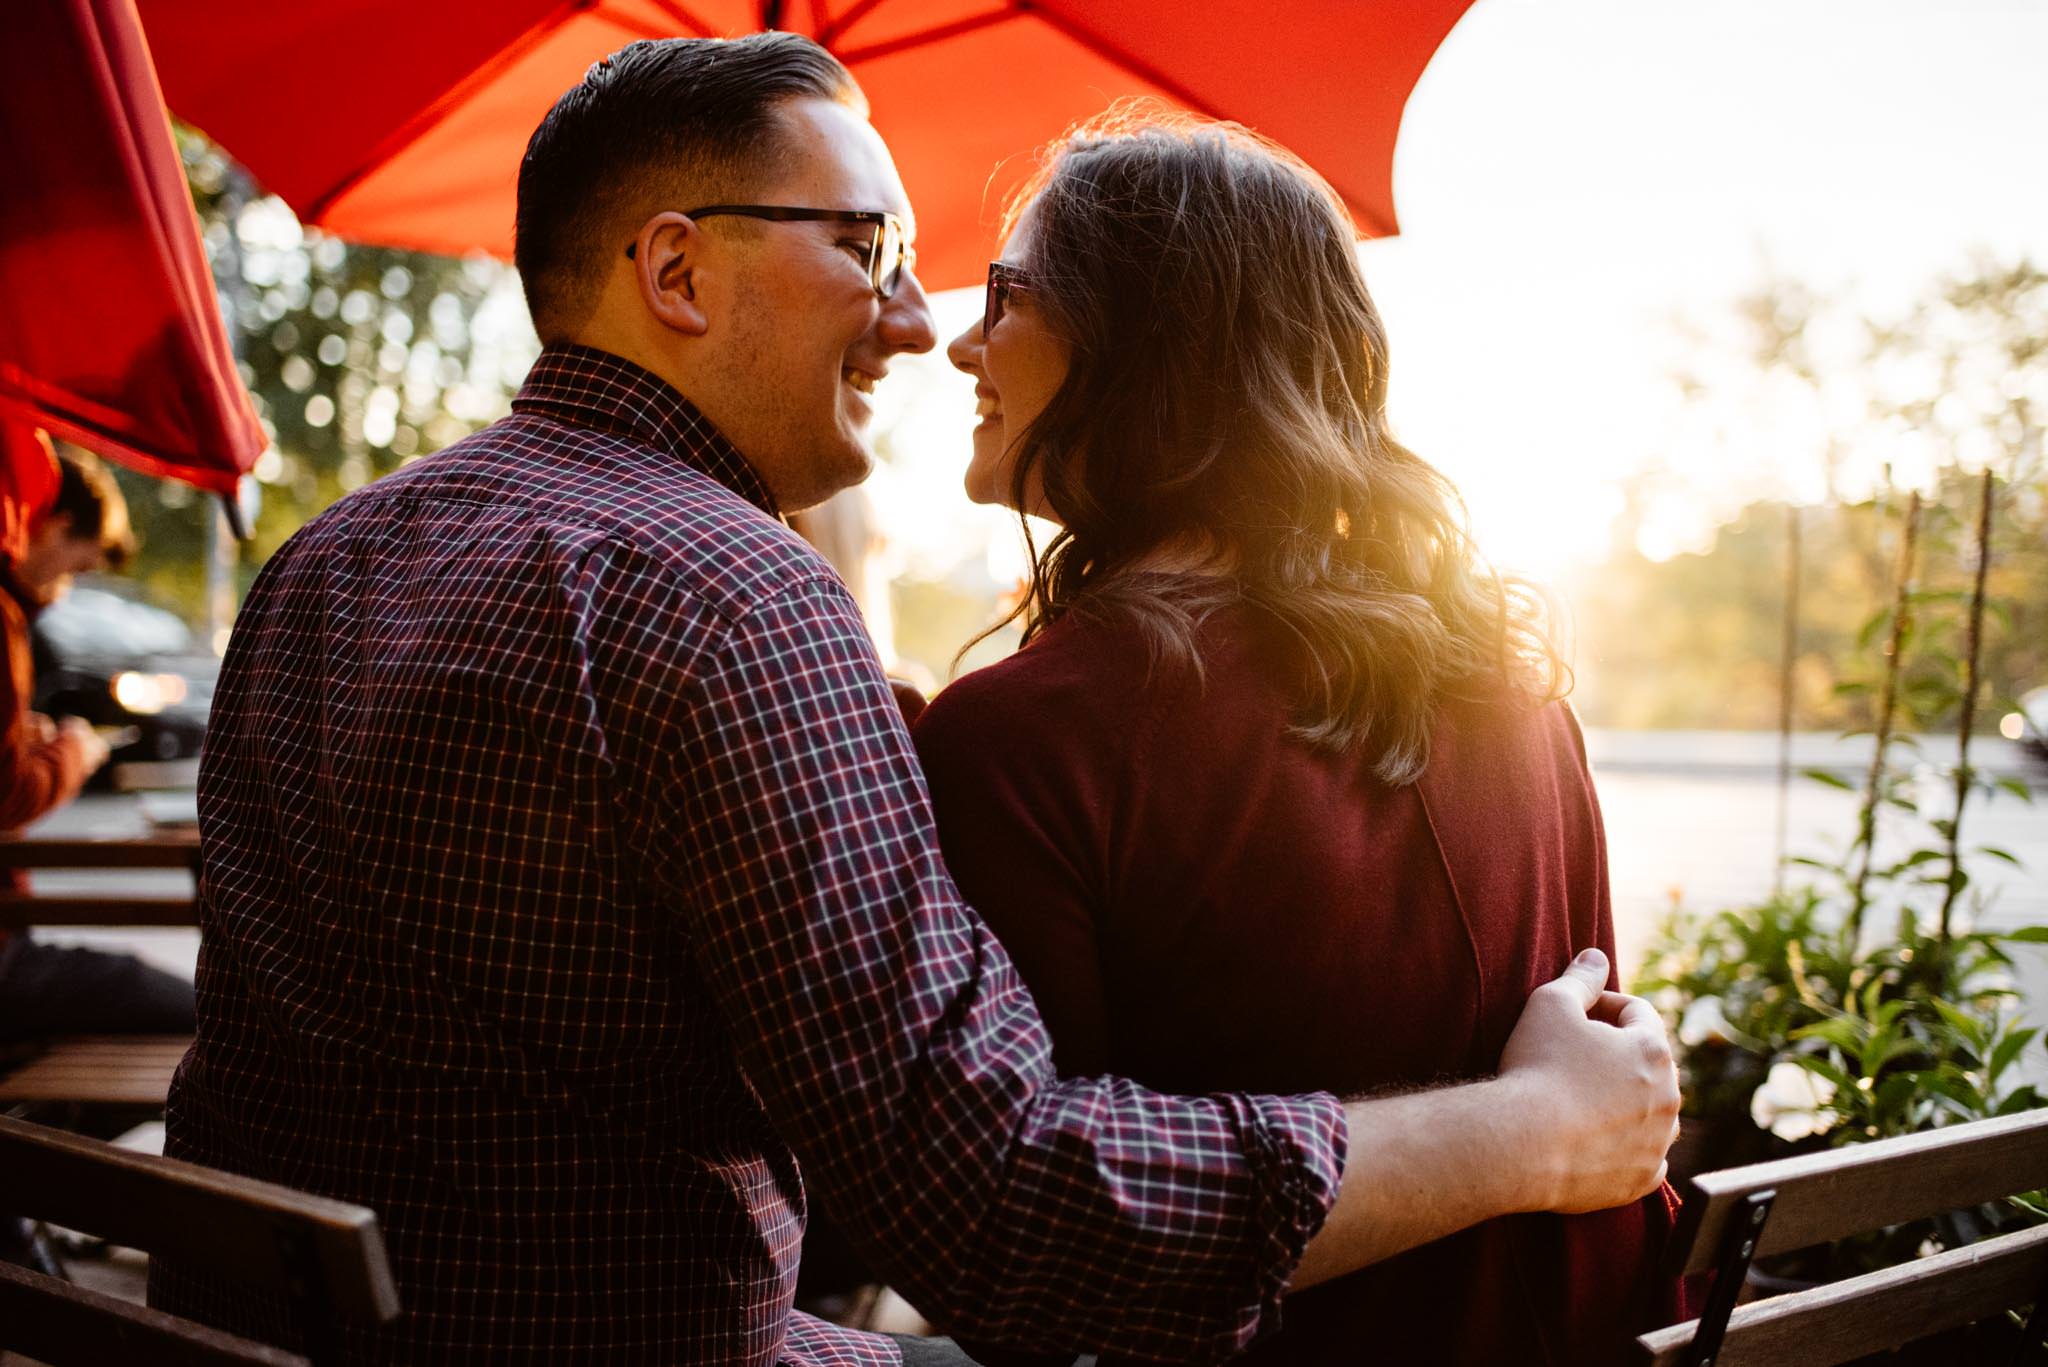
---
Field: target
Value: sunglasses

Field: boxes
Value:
[626,205,912,299]
[984,261,1032,335]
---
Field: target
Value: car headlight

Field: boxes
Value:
[111,671,188,715]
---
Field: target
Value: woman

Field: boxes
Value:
[914,111,1682,1366]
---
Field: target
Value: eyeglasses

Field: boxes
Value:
[625,205,912,299]
[984,261,1032,335]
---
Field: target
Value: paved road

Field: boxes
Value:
[1590,731,2047,975]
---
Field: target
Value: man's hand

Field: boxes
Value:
[1496,948,1680,1214]
[1292,947,1680,1288]
[56,715,113,776]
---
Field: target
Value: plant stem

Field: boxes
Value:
[1939,471,1996,944]
[1773,504,1801,895]
[1847,490,1921,945]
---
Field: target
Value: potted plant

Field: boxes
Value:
[1633,474,2047,1355]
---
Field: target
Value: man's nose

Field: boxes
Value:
[879,270,937,355]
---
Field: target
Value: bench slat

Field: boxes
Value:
[0,895,200,927]
[0,1259,307,1367]
[1639,1221,2048,1367]
[0,834,200,869]
[0,1034,190,1105]
[0,1116,400,1321]
[1671,1109,2048,1276]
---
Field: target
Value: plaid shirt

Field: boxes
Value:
[153,346,1345,1365]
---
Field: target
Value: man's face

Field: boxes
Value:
[16,517,104,602]
[706,99,936,512]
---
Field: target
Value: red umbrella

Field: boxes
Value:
[139,0,1474,290]
[0,0,265,501]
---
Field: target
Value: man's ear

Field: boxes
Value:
[631,211,711,337]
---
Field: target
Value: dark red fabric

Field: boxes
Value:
[0,0,263,495]
[138,0,1474,290]
[0,420,60,565]
[914,605,1684,1367]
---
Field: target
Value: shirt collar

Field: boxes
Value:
[512,344,779,517]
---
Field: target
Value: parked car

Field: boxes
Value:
[31,583,218,772]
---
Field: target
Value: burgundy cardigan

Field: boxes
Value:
[913,605,1681,1366]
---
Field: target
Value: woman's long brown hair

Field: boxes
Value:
[983,107,1568,785]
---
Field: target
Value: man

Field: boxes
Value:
[0,446,194,1043]
[155,35,1678,1366]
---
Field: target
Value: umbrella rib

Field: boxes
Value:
[1020,5,1231,124]
[302,0,600,224]
[835,5,1026,65]
[819,0,890,47]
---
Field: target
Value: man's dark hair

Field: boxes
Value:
[50,449,136,569]
[515,33,864,341]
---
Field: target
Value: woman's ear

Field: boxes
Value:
[631,211,710,337]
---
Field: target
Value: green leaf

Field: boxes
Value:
[1874,1072,1931,1117]
[1994,776,2034,802]
[1989,1028,2040,1083]
[1795,1017,1870,1054]
[1977,846,2024,867]
[1801,767,1857,791]
[2002,927,2048,945]
[1996,1088,2044,1117]
[1929,999,1989,1056]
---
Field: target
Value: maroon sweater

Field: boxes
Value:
[913,606,1680,1366]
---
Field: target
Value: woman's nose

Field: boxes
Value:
[946,319,983,375]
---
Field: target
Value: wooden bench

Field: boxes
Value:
[0,826,199,1111]
[1638,1108,2048,1365]
[0,1113,401,1366]
[0,1034,191,1106]
[0,828,201,930]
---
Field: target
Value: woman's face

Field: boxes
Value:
[946,204,1071,519]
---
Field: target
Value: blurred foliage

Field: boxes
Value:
[1575,477,2047,729]
[1575,257,2048,729]
[111,129,537,626]
[1634,478,2047,1297]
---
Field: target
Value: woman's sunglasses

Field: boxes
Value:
[984,262,1032,335]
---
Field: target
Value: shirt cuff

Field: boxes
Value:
[1231,1091,1349,1342]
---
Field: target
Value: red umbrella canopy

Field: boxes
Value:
[0,0,264,498]
[140,0,1473,290]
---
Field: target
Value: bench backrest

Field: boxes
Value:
[0,1114,399,1365]
[0,830,200,928]
[1639,1107,2048,1366]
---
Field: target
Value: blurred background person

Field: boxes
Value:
[0,443,194,1044]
